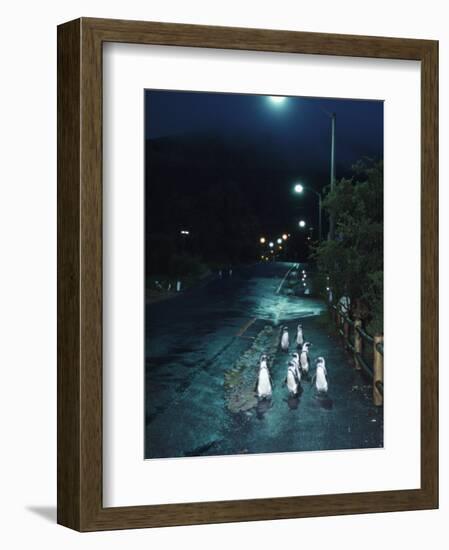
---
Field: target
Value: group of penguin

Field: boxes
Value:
[255,324,329,400]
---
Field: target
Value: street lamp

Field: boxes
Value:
[260,237,266,244]
[293,182,323,241]
[276,238,282,244]
[268,97,336,240]
[298,220,306,228]
[282,234,288,240]
[268,96,287,104]
[269,241,274,248]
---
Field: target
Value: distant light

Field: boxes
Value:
[299,220,306,228]
[269,96,286,104]
[326,287,330,291]
[260,237,266,244]
[307,237,311,241]
[277,238,282,244]
[261,255,265,260]
[270,250,274,254]
[294,183,304,194]
[278,246,283,250]
[303,283,307,287]
[282,234,288,240]
[180,230,190,235]
[269,241,274,248]
[303,274,307,279]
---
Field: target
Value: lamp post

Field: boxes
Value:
[266,96,336,240]
[329,112,336,240]
[294,184,322,241]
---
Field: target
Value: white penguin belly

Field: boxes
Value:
[300,352,309,372]
[281,333,289,350]
[316,368,328,392]
[291,362,301,381]
[257,370,272,397]
[296,330,303,346]
[287,370,298,393]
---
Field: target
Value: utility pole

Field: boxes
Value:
[329,112,336,240]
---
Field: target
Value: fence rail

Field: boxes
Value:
[331,304,383,406]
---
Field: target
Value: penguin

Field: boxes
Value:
[280,326,289,352]
[285,360,301,396]
[296,324,304,347]
[255,355,273,399]
[300,342,312,375]
[291,352,301,380]
[312,356,328,393]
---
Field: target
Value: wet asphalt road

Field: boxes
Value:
[145,262,383,459]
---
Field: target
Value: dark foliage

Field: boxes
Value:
[313,159,383,334]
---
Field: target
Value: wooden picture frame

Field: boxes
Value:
[57,17,438,531]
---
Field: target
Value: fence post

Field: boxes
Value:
[354,319,362,370]
[373,335,384,406]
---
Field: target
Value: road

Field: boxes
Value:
[145,262,383,459]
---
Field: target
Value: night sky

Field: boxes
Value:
[144,90,383,268]
[145,90,383,165]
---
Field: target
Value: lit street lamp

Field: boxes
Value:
[260,237,266,244]
[298,220,306,228]
[282,233,288,240]
[267,97,336,240]
[294,183,323,241]
[269,241,274,248]
[277,238,282,244]
[268,96,287,104]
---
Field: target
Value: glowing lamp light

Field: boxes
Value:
[299,220,306,228]
[282,234,288,240]
[260,237,266,244]
[269,96,286,104]
[294,183,304,194]
[277,238,282,244]
[269,242,274,248]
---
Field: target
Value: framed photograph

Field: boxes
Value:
[57,17,438,531]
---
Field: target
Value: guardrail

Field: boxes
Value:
[331,304,383,406]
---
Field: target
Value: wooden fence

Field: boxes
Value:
[331,304,383,406]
